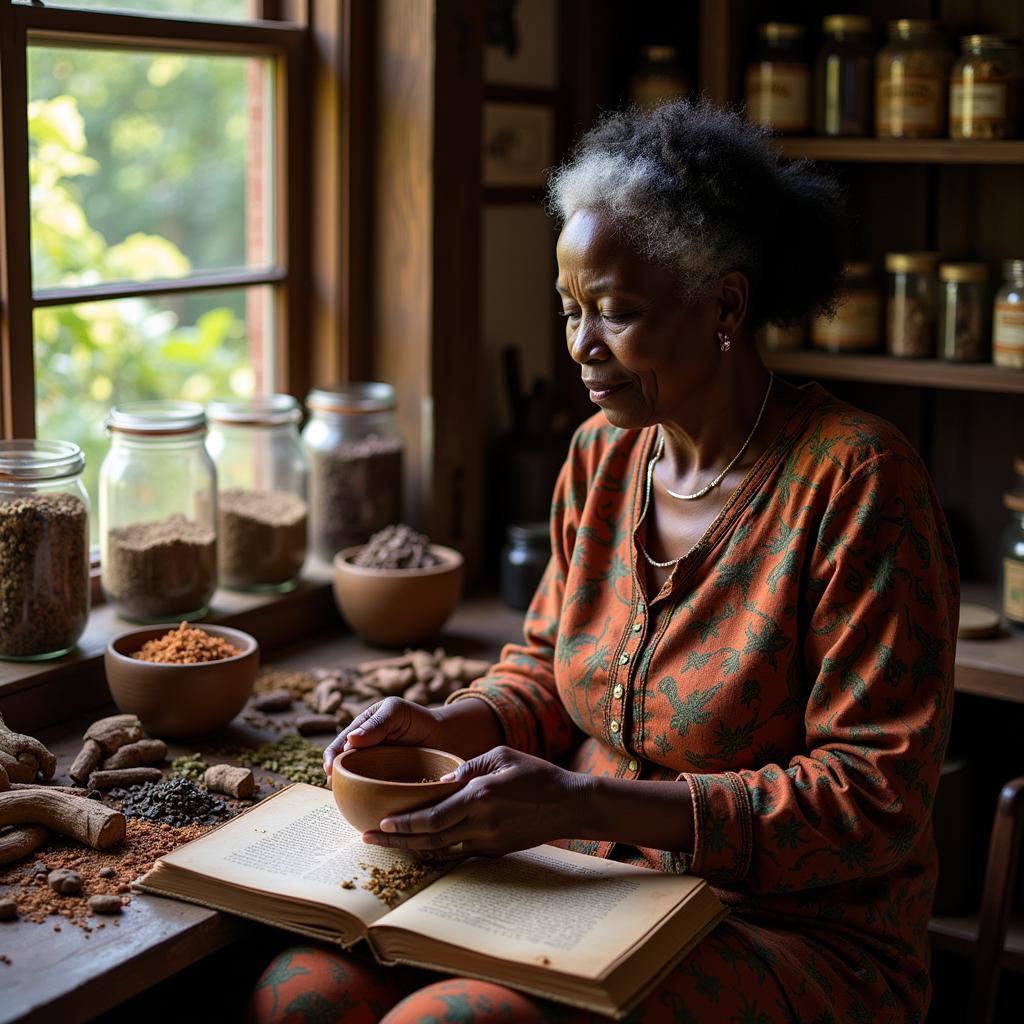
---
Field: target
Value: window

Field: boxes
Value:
[0,1,308,538]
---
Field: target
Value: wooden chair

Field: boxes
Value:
[967,775,1024,1024]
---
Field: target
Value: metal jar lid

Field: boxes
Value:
[939,262,988,283]
[208,394,301,427]
[106,400,206,436]
[0,440,85,482]
[885,252,940,273]
[306,383,396,415]
[823,15,871,35]
[759,22,804,41]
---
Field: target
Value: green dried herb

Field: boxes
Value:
[169,752,208,784]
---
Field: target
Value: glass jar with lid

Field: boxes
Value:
[500,522,550,611]
[812,262,881,352]
[629,45,688,110]
[207,395,308,593]
[1002,489,1024,631]
[99,401,217,622]
[746,23,810,134]
[302,384,403,563]
[994,259,1024,369]
[876,20,953,138]
[939,262,988,362]
[950,35,1023,139]
[885,252,939,358]
[0,441,89,660]
[814,15,874,137]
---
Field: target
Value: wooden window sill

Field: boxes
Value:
[0,559,340,733]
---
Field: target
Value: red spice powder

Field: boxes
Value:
[132,622,241,664]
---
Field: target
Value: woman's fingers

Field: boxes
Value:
[322,698,404,776]
[365,817,474,854]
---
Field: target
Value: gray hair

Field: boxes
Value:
[547,100,846,325]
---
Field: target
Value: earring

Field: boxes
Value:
[718,331,731,352]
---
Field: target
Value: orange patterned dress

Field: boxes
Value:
[446,382,959,1021]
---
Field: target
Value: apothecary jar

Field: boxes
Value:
[207,395,308,593]
[0,441,90,660]
[99,401,217,622]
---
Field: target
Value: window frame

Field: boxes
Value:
[0,0,310,440]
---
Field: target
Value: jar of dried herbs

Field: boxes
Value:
[100,402,217,622]
[939,262,988,362]
[876,20,953,138]
[812,262,880,352]
[629,45,689,110]
[207,395,308,594]
[994,259,1024,369]
[746,23,810,135]
[302,384,403,563]
[760,320,806,351]
[886,252,939,358]
[1001,489,1024,631]
[814,15,874,137]
[950,35,1023,140]
[0,441,89,661]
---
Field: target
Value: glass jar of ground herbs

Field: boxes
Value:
[99,402,217,622]
[746,23,811,135]
[629,45,689,110]
[302,384,403,563]
[876,20,953,138]
[814,15,874,137]
[207,395,308,593]
[994,259,1024,370]
[812,262,881,352]
[886,252,939,358]
[939,262,988,362]
[950,35,1023,140]
[0,441,89,660]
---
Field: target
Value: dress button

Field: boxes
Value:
[613,684,624,699]
[619,652,629,665]
[610,720,620,734]
[628,759,639,772]
[632,621,642,633]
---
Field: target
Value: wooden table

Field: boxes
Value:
[0,598,525,1024]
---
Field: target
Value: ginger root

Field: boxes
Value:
[88,767,161,790]
[84,714,143,756]
[204,764,256,799]
[101,739,167,771]
[0,790,124,850]
[0,824,50,866]
[0,713,57,783]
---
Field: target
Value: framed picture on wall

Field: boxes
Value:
[483,102,555,189]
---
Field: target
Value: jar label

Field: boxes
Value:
[877,75,944,135]
[951,78,1008,127]
[746,65,810,132]
[812,291,880,350]
[994,301,1024,368]
[1004,557,1024,624]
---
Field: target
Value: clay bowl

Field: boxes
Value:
[331,745,464,833]
[332,544,464,647]
[105,624,259,739]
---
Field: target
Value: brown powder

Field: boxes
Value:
[253,666,317,699]
[0,819,210,932]
[218,489,307,590]
[132,621,241,664]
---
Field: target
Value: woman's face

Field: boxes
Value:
[555,207,720,430]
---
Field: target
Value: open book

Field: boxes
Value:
[136,783,726,1019]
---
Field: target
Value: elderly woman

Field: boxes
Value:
[248,101,958,1023]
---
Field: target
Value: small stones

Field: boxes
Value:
[0,898,17,921]
[110,777,229,827]
[98,867,116,879]
[47,869,82,895]
[88,895,123,916]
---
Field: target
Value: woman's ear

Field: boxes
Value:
[716,271,749,338]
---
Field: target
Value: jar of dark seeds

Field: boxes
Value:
[207,395,308,593]
[0,441,89,660]
[302,384,403,562]
[939,262,988,362]
[885,252,939,358]
[99,402,217,621]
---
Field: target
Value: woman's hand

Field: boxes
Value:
[322,695,505,779]
[362,745,594,858]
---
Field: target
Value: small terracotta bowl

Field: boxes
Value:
[332,544,464,647]
[104,624,259,739]
[331,745,464,833]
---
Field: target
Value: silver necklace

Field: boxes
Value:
[637,372,774,569]
[657,371,774,501]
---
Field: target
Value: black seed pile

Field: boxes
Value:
[109,777,230,827]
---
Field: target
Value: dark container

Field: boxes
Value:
[500,522,550,610]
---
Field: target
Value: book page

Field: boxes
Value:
[151,784,442,926]
[374,843,706,979]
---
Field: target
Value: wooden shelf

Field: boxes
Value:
[930,912,1024,970]
[954,585,1024,704]
[774,138,1024,165]
[763,348,1024,395]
